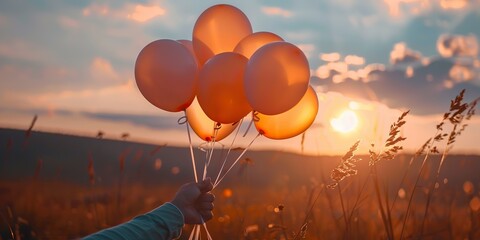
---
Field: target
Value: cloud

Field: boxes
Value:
[437,34,478,57]
[313,62,385,84]
[4,80,165,116]
[383,0,430,17]
[127,4,166,23]
[261,7,293,18]
[83,112,180,130]
[58,16,79,28]
[82,2,167,24]
[90,57,119,82]
[440,0,469,9]
[390,42,423,65]
[345,55,365,65]
[0,39,53,63]
[314,52,381,83]
[314,57,480,115]
[82,3,110,17]
[447,59,480,86]
[320,52,341,62]
[383,0,472,18]
[296,44,315,58]
[406,66,414,78]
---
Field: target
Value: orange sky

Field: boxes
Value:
[0,1,479,155]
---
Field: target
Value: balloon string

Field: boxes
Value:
[243,111,257,137]
[213,132,261,189]
[203,223,213,240]
[202,142,209,181]
[203,123,220,180]
[208,123,221,166]
[213,118,243,186]
[182,112,198,183]
[195,224,201,240]
[189,225,197,240]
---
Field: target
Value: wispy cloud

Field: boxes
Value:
[296,43,315,58]
[83,2,167,23]
[390,42,423,65]
[383,0,472,18]
[90,57,119,82]
[127,4,166,23]
[83,111,180,130]
[345,55,365,66]
[0,39,53,63]
[10,80,162,115]
[261,6,293,18]
[320,52,341,62]
[437,34,478,57]
[58,16,79,28]
[440,0,469,10]
[316,57,479,114]
[314,52,380,84]
[82,3,110,17]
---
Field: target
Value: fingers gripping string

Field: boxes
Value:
[180,112,199,183]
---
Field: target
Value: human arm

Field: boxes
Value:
[83,178,214,240]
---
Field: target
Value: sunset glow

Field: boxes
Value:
[330,110,359,133]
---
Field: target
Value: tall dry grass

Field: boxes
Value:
[0,89,479,239]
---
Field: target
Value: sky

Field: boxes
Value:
[0,0,479,155]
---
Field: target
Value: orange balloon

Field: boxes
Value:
[135,39,197,112]
[186,97,239,142]
[245,41,310,115]
[254,86,318,140]
[197,52,252,124]
[234,32,284,59]
[177,39,200,66]
[193,4,252,66]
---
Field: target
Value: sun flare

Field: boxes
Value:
[330,110,359,133]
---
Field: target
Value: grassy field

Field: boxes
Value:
[1,124,480,239]
[0,87,478,240]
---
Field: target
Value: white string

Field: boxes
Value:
[213,119,243,186]
[184,112,198,183]
[189,225,197,240]
[203,223,213,240]
[213,133,261,189]
[195,224,201,240]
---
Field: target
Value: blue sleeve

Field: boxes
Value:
[83,202,185,240]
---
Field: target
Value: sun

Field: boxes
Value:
[330,110,359,133]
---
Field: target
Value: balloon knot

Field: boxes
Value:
[177,116,188,125]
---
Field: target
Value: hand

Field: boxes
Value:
[170,178,215,224]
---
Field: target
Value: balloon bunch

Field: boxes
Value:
[135,4,318,239]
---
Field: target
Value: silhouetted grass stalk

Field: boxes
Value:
[399,144,434,239]
[419,95,478,236]
[326,141,361,238]
[293,184,325,240]
[400,89,476,239]
[371,165,394,239]
[368,110,409,239]
[337,183,350,238]
[389,142,428,212]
